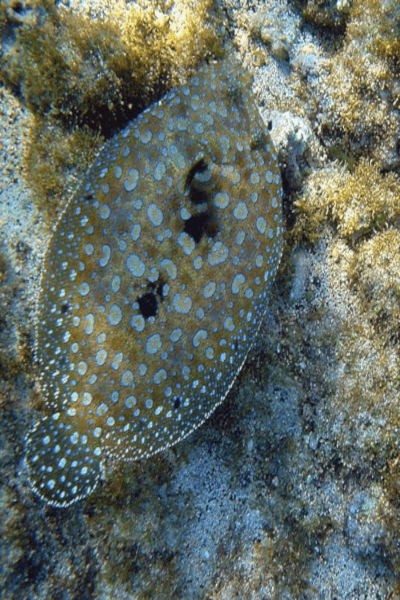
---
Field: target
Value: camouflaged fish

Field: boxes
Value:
[26,59,284,507]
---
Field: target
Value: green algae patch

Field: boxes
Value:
[348,0,400,66]
[298,0,351,32]
[1,0,219,133]
[296,0,400,170]
[350,228,400,346]
[23,117,101,220]
[296,159,400,243]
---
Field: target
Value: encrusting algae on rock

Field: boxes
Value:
[25,59,284,508]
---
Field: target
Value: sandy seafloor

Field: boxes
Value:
[1,0,400,598]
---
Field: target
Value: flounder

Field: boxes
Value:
[26,60,284,507]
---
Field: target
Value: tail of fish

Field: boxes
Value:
[26,413,103,507]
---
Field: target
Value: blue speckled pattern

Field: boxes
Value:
[26,60,284,507]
